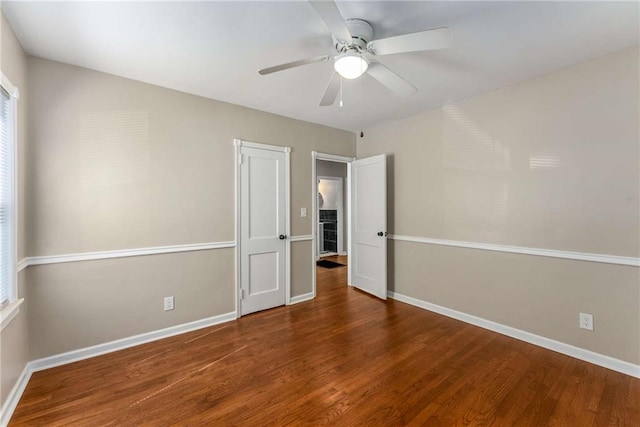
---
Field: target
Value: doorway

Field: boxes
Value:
[312,151,389,301]
[312,152,353,297]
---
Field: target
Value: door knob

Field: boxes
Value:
[377,231,384,237]
[279,234,287,240]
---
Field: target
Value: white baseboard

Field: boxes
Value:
[0,365,32,427]
[29,311,237,372]
[388,291,640,379]
[319,252,338,258]
[0,312,237,426]
[289,292,314,305]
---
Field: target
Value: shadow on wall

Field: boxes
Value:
[387,153,395,236]
[387,154,395,293]
[387,241,396,293]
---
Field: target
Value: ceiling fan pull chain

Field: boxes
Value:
[339,77,344,107]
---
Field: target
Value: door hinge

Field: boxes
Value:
[238,154,243,165]
[240,288,245,299]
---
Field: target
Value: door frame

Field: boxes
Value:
[235,139,291,318]
[311,151,355,298]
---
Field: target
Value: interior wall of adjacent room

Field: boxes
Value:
[317,160,348,253]
[358,47,640,364]
[0,12,29,409]
[26,57,355,359]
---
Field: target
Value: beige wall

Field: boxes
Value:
[0,12,29,408]
[389,241,639,363]
[291,240,313,296]
[27,250,234,359]
[360,47,640,364]
[27,57,355,255]
[317,159,347,179]
[26,57,355,359]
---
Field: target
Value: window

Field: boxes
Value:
[0,72,18,318]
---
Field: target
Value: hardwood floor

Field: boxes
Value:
[11,256,640,426]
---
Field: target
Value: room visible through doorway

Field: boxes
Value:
[312,152,353,297]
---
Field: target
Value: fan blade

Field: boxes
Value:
[259,55,330,75]
[309,0,352,43]
[320,72,340,106]
[366,62,417,97]
[367,27,452,56]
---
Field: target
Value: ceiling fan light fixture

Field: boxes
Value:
[334,52,368,79]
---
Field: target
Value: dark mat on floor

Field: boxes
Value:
[317,260,345,269]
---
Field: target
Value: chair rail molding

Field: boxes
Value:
[18,241,236,268]
[389,234,640,267]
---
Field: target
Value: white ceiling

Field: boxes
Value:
[3,1,639,132]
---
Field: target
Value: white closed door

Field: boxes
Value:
[350,154,387,300]
[239,145,288,315]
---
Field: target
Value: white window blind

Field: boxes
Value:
[0,85,13,308]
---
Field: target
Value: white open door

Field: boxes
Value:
[349,154,387,300]
[237,141,290,315]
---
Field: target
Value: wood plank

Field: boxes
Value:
[10,256,640,425]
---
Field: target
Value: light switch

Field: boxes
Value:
[301,208,307,217]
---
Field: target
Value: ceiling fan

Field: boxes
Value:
[258,0,452,106]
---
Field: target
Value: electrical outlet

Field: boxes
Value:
[579,312,593,331]
[164,296,174,311]
[301,207,307,218]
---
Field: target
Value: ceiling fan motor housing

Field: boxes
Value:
[334,18,373,52]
